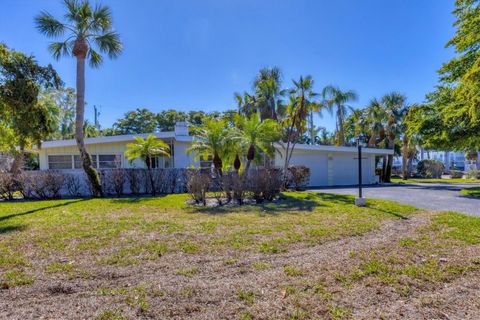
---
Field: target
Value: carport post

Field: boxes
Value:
[355,135,366,207]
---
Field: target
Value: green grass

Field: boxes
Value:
[0,192,417,287]
[392,177,480,184]
[460,187,480,198]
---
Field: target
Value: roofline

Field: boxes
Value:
[38,134,392,155]
[38,132,192,149]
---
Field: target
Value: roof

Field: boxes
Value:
[38,133,393,155]
[38,131,193,149]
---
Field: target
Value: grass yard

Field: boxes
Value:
[1,193,480,319]
[392,177,480,184]
[461,187,480,198]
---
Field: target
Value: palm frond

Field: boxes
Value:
[91,3,112,32]
[48,41,72,60]
[94,32,122,58]
[87,47,103,68]
[35,12,66,37]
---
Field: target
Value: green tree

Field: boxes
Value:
[157,109,187,132]
[187,118,231,176]
[253,67,285,121]
[0,44,62,173]
[36,0,122,197]
[113,108,157,134]
[418,0,480,151]
[322,85,358,146]
[124,135,170,195]
[281,76,318,180]
[382,92,408,182]
[232,113,280,173]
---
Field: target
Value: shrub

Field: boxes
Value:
[125,169,146,194]
[64,174,83,197]
[449,170,464,179]
[246,168,283,203]
[19,171,65,199]
[466,169,480,179]
[187,171,211,206]
[102,169,126,197]
[0,173,19,200]
[287,166,310,190]
[417,160,445,179]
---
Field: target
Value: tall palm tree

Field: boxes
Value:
[364,99,386,147]
[253,67,285,121]
[124,135,170,196]
[232,113,280,174]
[35,0,122,197]
[322,85,358,146]
[282,76,317,177]
[382,92,407,182]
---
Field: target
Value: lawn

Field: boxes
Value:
[461,187,480,198]
[1,193,480,319]
[392,177,480,184]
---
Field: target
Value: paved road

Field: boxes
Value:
[311,183,480,216]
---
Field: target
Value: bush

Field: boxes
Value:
[19,171,65,199]
[449,170,464,179]
[246,168,283,203]
[0,173,19,200]
[417,160,445,179]
[102,169,126,197]
[64,174,83,197]
[466,169,480,179]
[187,172,211,206]
[287,166,310,190]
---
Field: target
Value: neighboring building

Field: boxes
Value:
[36,122,393,187]
[393,149,477,172]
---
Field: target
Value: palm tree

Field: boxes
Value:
[282,76,318,178]
[233,113,280,174]
[253,67,285,121]
[364,99,386,147]
[187,119,230,176]
[124,135,170,195]
[322,86,358,146]
[35,0,122,197]
[382,92,407,182]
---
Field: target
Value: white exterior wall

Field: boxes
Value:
[38,140,194,170]
[275,148,379,187]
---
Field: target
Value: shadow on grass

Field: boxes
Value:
[109,194,169,204]
[0,199,87,223]
[189,192,355,215]
[0,224,26,234]
[366,205,410,220]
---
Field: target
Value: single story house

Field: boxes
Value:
[37,122,393,187]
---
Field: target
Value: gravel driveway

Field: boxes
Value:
[312,183,480,216]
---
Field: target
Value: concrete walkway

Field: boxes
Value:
[311,183,480,216]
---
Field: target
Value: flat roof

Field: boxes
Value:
[38,133,393,155]
[38,132,192,149]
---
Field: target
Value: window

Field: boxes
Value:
[74,155,97,169]
[49,154,119,170]
[199,155,213,170]
[98,155,121,169]
[48,155,73,169]
[152,156,174,169]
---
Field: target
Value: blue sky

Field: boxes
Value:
[1,0,455,131]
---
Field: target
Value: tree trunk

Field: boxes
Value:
[74,47,103,197]
[147,156,156,196]
[9,151,24,175]
[337,107,345,146]
[401,135,408,180]
[385,138,394,182]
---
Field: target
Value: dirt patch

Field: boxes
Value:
[2,211,479,319]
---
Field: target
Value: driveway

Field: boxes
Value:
[311,183,480,216]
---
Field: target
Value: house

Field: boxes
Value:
[37,122,393,187]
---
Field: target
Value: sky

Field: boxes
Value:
[0,0,456,131]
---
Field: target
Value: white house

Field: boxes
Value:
[37,122,393,187]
